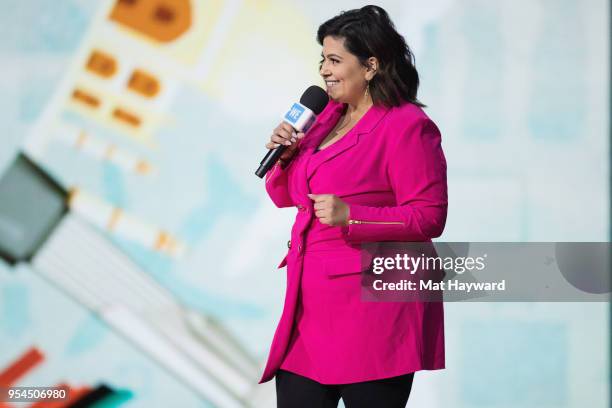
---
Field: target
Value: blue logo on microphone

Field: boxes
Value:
[284,103,305,124]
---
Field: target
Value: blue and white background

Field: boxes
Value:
[0,0,608,407]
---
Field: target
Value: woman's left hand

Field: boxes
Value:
[308,194,350,226]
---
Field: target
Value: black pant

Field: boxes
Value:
[275,369,415,408]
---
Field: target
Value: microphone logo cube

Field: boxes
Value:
[284,103,305,125]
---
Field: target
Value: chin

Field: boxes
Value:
[327,92,345,103]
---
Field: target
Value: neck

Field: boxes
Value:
[346,95,373,117]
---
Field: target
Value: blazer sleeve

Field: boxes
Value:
[265,160,295,208]
[342,117,448,242]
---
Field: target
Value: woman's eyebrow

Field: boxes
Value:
[320,53,343,59]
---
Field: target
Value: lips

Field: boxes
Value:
[325,80,340,89]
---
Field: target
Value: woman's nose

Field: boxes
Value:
[320,63,330,76]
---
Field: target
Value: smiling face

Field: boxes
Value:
[319,36,375,106]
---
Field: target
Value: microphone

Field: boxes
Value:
[255,86,329,178]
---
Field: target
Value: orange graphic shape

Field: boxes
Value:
[128,69,160,98]
[0,347,45,388]
[72,89,101,109]
[86,50,117,78]
[109,0,192,43]
[112,107,142,127]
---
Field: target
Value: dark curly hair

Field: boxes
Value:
[317,5,425,108]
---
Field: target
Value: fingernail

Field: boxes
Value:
[291,137,297,143]
[284,140,291,146]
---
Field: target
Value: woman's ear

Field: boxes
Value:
[365,57,378,81]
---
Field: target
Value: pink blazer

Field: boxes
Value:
[259,99,448,384]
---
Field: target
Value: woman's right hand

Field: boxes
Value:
[265,122,305,162]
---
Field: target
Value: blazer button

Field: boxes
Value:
[287,240,291,249]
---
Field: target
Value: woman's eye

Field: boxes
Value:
[319,58,339,69]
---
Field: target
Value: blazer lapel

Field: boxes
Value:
[305,103,390,181]
[300,101,344,152]
[293,101,344,203]
[306,130,360,180]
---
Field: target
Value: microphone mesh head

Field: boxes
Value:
[299,86,329,115]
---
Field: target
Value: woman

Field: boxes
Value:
[260,5,448,408]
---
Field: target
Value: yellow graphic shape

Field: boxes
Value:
[200,0,321,116]
[66,80,165,146]
[109,0,192,43]
[86,50,118,78]
[128,69,161,98]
